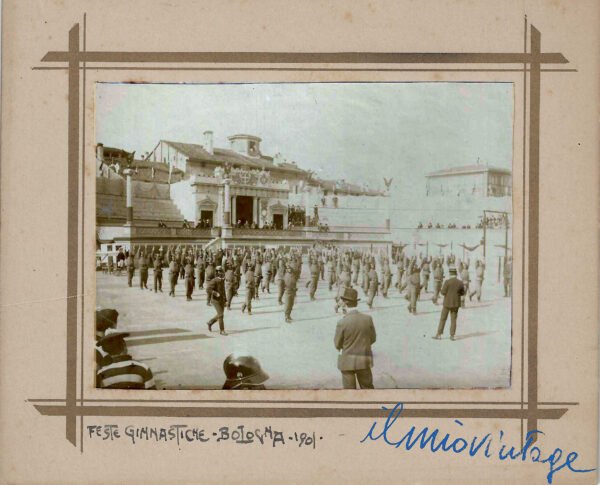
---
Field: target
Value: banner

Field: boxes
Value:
[460,243,480,252]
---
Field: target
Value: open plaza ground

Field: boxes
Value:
[96,263,511,390]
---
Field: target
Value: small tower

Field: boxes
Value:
[228,134,262,157]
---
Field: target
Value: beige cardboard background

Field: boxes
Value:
[1,0,598,484]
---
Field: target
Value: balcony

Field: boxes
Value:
[232,228,307,239]
[230,227,391,243]
[129,226,220,238]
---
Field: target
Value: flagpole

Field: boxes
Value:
[504,213,509,261]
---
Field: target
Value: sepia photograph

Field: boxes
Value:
[4,2,599,483]
[95,82,514,390]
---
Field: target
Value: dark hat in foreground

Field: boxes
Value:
[97,328,130,350]
[96,309,119,336]
[222,353,269,390]
[339,287,360,303]
[449,265,458,274]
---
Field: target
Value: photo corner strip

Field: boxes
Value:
[29,17,576,453]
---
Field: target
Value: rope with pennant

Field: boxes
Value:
[459,243,481,252]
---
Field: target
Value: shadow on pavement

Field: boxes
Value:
[454,330,498,340]
[226,326,279,335]
[126,328,190,337]
[127,333,214,346]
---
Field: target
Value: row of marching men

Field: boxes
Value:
[112,244,510,323]
[324,249,511,315]
[114,245,310,331]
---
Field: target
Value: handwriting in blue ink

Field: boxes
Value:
[360,403,595,484]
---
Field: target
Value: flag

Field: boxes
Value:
[460,243,480,252]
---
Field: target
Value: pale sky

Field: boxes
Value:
[96,82,513,195]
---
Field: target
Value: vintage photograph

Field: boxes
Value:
[95,82,513,390]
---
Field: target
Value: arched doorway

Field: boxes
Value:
[236,196,253,225]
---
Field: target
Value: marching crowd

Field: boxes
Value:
[98,244,512,390]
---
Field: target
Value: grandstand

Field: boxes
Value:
[96,177,184,227]
[96,134,394,250]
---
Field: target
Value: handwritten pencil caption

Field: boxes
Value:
[87,424,321,448]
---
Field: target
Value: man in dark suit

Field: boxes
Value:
[431,259,444,305]
[275,258,286,305]
[206,266,227,336]
[168,256,179,297]
[125,250,135,287]
[283,264,298,323]
[152,252,163,293]
[433,266,465,341]
[406,265,421,314]
[138,249,149,290]
[307,257,320,301]
[184,257,195,301]
[241,265,255,315]
[224,263,235,310]
[366,263,379,309]
[421,258,431,293]
[334,287,377,389]
[195,253,205,289]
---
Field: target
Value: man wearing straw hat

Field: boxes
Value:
[334,287,377,389]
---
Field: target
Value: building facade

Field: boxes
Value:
[425,164,512,198]
[146,132,387,230]
[96,131,392,250]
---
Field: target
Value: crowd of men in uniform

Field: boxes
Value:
[105,244,512,331]
[99,243,512,389]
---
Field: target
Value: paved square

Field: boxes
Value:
[96,265,511,390]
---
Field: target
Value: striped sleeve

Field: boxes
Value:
[97,359,156,390]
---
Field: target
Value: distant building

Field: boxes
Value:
[425,164,512,198]
[95,131,391,250]
[144,131,384,229]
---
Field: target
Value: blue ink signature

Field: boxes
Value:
[360,403,595,484]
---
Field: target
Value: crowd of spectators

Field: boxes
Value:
[416,221,473,229]
[235,220,259,229]
[160,204,340,232]
[194,219,213,229]
[417,215,508,230]
[476,215,508,229]
[288,205,306,226]
[157,219,213,229]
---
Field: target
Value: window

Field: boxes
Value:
[248,141,257,155]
